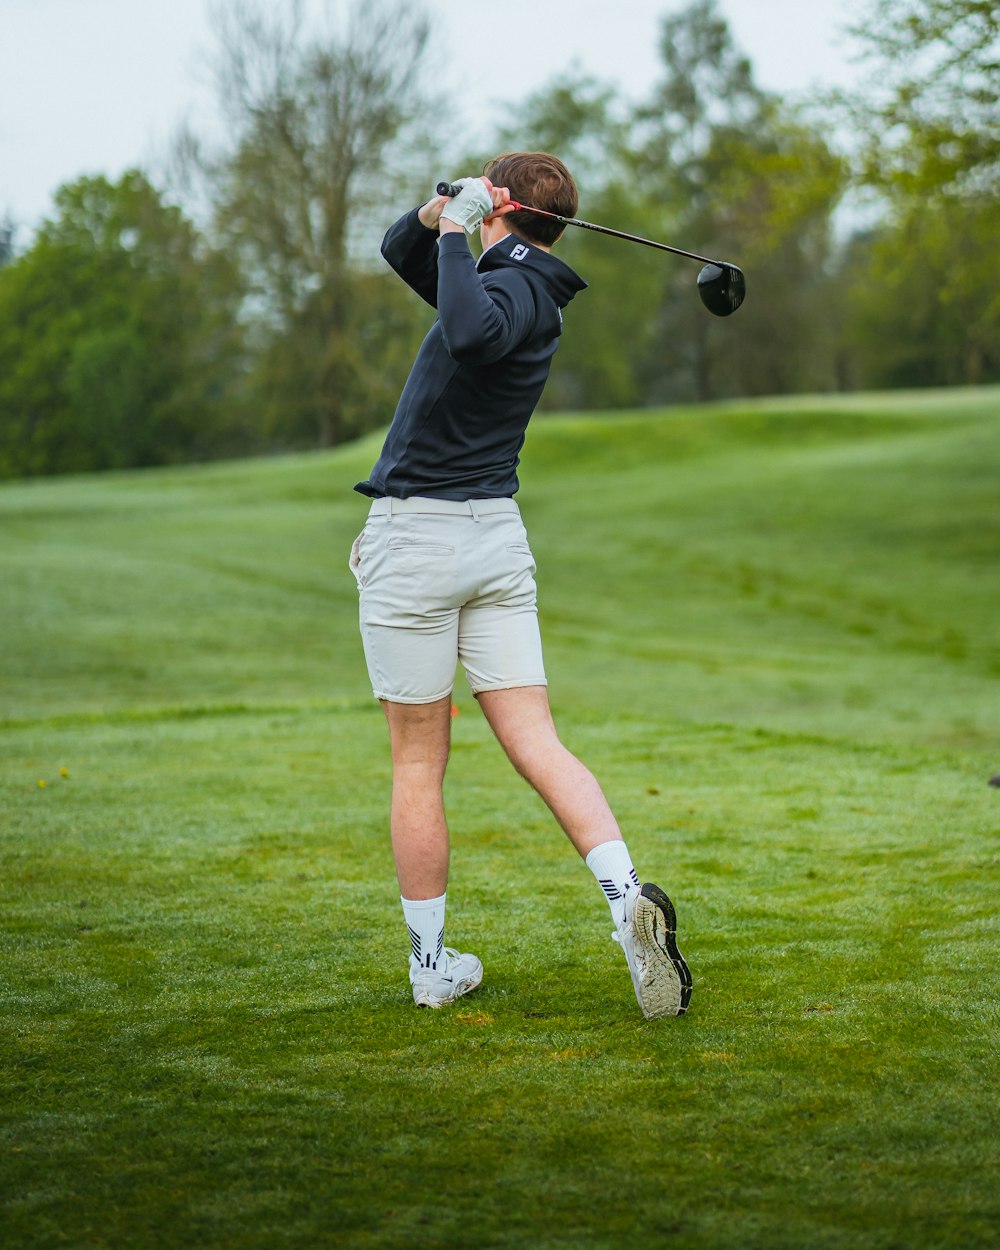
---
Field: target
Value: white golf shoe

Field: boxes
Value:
[613,883,692,1019]
[410,948,483,1008]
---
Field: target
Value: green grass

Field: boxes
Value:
[2,386,999,1249]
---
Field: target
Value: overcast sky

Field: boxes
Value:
[0,0,867,234]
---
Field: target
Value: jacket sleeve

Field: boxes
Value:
[435,233,536,364]
[380,208,440,308]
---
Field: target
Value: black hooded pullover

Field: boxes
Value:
[355,208,587,500]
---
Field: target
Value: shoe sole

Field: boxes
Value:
[633,884,693,1018]
[413,965,484,1009]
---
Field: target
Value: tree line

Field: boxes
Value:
[0,0,996,478]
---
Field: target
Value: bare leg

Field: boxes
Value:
[381,694,453,899]
[476,686,621,858]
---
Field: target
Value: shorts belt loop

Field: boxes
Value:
[469,499,480,523]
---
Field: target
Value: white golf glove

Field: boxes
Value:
[439,177,494,233]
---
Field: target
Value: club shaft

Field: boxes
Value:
[435,181,724,267]
[512,205,725,266]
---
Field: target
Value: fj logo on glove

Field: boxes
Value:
[511,244,529,261]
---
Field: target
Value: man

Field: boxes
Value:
[350,152,691,1019]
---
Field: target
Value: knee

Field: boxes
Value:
[392,741,451,778]
[503,725,566,783]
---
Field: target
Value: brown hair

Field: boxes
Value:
[482,152,578,248]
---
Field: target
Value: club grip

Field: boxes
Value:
[436,181,461,197]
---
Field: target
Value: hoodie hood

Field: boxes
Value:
[476,232,587,309]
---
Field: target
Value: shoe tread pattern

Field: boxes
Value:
[634,883,693,1018]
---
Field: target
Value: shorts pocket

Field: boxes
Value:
[349,531,365,589]
[384,537,458,607]
[505,541,537,577]
[386,537,456,562]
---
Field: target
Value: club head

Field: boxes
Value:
[697,262,746,317]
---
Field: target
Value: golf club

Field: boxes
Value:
[436,181,746,317]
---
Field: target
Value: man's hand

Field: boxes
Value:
[486,183,515,219]
[439,177,496,234]
[417,193,450,231]
[418,179,516,235]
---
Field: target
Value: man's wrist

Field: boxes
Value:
[417,199,446,231]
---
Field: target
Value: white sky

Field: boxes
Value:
[0,0,867,236]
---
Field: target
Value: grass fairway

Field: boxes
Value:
[2,386,998,1249]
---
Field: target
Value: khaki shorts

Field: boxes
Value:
[349,497,547,704]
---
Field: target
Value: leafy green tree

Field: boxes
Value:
[842,198,999,387]
[0,172,246,478]
[848,0,999,196]
[0,219,13,268]
[837,0,1000,387]
[493,71,634,195]
[638,2,848,402]
[484,2,847,408]
[179,0,440,448]
[692,107,847,398]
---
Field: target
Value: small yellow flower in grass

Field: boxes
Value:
[60,767,70,779]
[37,779,46,789]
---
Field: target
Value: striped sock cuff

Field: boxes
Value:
[401,892,447,970]
[586,841,641,926]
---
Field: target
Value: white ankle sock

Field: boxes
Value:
[585,840,640,929]
[401,892,446,971]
